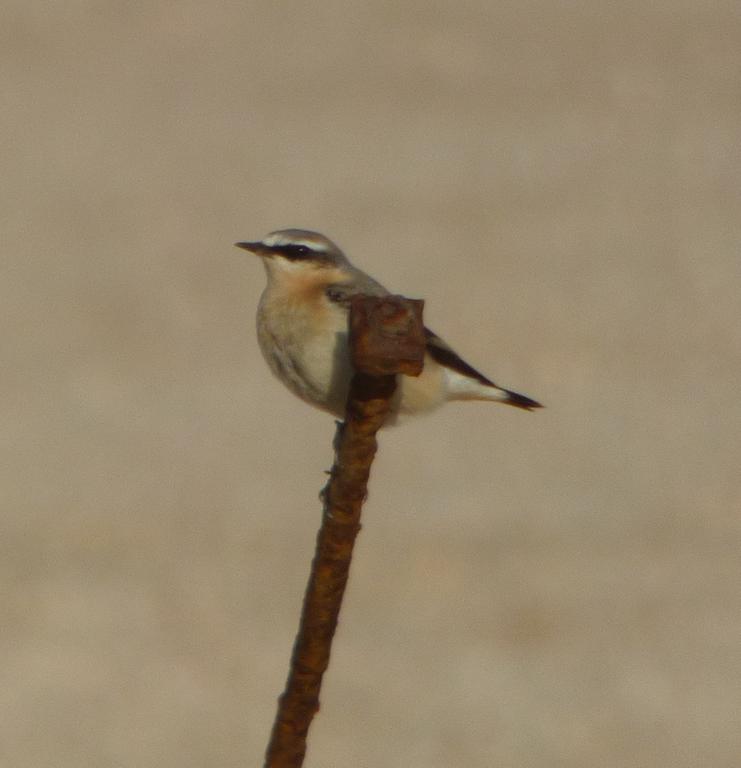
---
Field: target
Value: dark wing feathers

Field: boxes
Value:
[424,328,494,387]
[425,329,542,411]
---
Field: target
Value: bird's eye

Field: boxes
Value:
[283,244,311,259]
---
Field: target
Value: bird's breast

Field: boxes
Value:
[256,288,352,414]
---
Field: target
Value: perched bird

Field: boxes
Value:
[236,229,541,422]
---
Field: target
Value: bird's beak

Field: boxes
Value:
[235,241,269,256]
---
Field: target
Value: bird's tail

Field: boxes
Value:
[498,388,542,411]
[446,373,543,410]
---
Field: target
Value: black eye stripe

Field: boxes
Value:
[272,243,335,262]
[279,244,313,259]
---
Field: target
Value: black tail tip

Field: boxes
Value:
[505,390,543,411]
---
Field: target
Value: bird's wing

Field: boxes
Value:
[426,329,542,409]
[325,278,495,386]
[423,328,495,386]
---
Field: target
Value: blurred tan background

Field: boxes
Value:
[3,2,740,766]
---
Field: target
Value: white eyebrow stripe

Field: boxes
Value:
[262,233,328,252]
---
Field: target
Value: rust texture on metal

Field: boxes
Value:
[349,294,425,377]
[264,295,425,768]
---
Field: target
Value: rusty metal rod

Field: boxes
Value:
[263,295,425,768]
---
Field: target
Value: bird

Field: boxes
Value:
[235,229,541,422]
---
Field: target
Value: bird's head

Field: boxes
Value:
[235,229,349,284]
